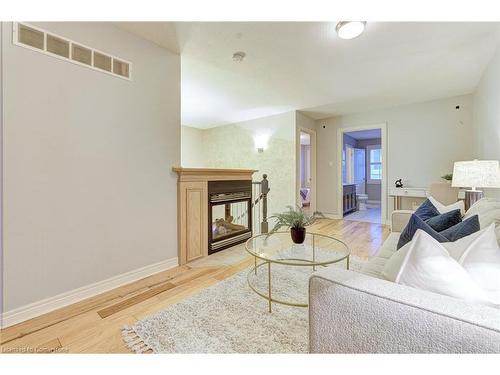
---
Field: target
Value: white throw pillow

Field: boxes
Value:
[382,227,484,282]
[395,230,499,308]
[458,224,500,294]
[429,196,465,216]
[464,197,500,219]
[463,197,500,244]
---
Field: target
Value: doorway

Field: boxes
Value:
[297,129,316,213]
[337,125,387,224]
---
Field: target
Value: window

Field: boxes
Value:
[367,145,382,183]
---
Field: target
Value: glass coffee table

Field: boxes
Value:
[245,231,350,312]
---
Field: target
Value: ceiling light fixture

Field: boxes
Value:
[232,51,246,63]
[336,21,366,40]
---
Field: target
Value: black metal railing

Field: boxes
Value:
[232,174,270,235]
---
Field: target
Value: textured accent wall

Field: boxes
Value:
[182,111,297,217]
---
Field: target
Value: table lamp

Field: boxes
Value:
[452,160,500,211]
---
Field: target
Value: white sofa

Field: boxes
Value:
[309,208,500,353]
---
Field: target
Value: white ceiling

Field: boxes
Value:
[345,129,381,140]
[117,22,500,129]
[115,22,180,53]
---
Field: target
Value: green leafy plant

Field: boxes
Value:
[441,173,453,181]
[268,205,325,234]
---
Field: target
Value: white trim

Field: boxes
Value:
[322,213,343,220]
[12,22,132,81]
[337,123,388,223]
[296,127,317,212]
[0,257,178,328]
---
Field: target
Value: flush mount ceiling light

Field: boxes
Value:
[336,21,366,40]
[232,51,246,63]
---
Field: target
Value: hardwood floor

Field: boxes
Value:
[0,219,389,354]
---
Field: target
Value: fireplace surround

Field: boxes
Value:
[173,168,257,265]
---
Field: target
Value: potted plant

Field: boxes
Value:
[441,173,453,183]
[269,205,325,244]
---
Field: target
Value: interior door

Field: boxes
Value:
[353,148,366,194]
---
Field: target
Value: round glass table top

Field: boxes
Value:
[245,231,350,266]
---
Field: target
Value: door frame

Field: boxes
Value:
[336,123,387,223]
[296,127,317,212]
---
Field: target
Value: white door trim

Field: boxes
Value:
[296,127,317,212]
[336,123,387,222]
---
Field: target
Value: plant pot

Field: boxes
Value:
[290,227,306,244]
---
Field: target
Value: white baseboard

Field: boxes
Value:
[0,257,178,328]
[323,213,342,220]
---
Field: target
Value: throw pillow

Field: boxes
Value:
[429,196,465,216]
[458,224,500,294]
[384,224,496,283]
[395,230,499,308]
[413,199,440,221]
[439,215,480,242]
[464,197,500,219]
[425,209,462,232]
[397,214,448,249]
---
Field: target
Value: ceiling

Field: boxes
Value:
[116,22,500,129]
[345,129,381,140]
[115,22,180,53]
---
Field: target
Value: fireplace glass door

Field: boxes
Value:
[208,180,253,254]
[211,200,250,241]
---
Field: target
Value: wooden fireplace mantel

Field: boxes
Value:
[173,167,258,265]
[173,167,257,182]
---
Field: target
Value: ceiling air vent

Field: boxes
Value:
[13,22,132,80]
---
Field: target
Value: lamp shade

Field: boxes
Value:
[451,160,500,189]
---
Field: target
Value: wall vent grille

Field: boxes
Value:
[13,22,132,80]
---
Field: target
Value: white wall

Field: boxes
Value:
[181,126,206,167]
[316,94,475,218]
[2,22,180,312]
[473,44,500,199]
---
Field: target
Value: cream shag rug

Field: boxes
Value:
[122,257,365,353]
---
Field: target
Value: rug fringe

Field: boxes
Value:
[121,325,152,354]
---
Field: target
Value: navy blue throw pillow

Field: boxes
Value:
[414,199,440,221]
[397,214,448,249]
[425,209,462,232]
[439,215,480,242]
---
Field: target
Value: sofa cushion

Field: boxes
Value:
[360,257,387,279]
[382,241,411,281]
[359,233,399,279]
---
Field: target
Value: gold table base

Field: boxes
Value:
[247,256,350,313]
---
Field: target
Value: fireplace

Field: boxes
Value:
[208,180,252,254]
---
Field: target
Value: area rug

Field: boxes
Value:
[122,256,366,353]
